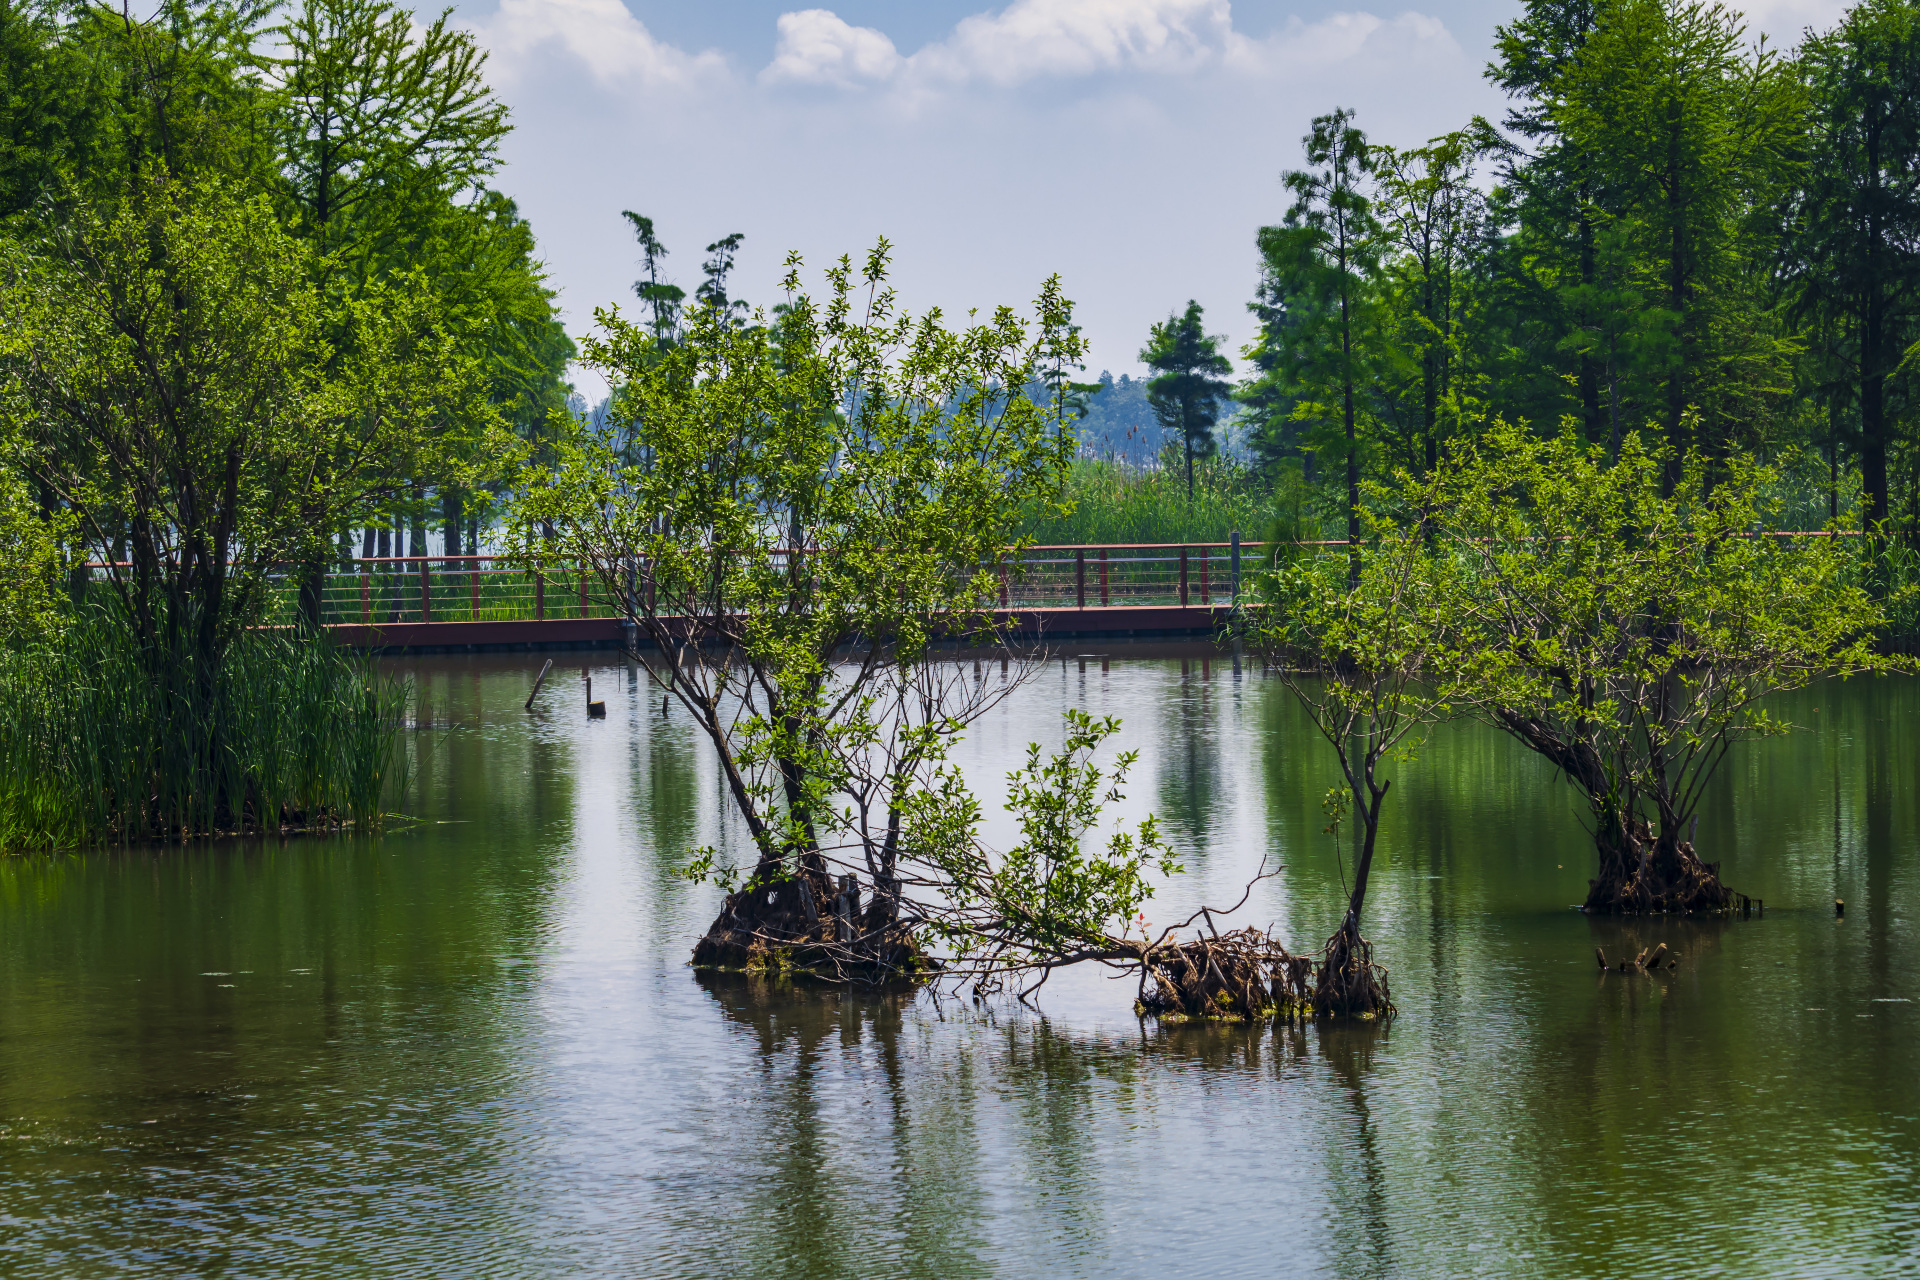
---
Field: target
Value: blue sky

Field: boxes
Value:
[450,0,1844,396]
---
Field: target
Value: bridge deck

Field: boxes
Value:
[329,605,1232,654]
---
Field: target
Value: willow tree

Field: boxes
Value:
[512,245,1181,981]
[1425,422,1893,912]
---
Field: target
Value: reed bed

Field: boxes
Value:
[1016,459,1279,545]
[0,612,409,852]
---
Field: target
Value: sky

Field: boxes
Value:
[447,0,1854,397]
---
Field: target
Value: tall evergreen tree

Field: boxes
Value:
[1488,0,1617,442]
[1781,0,1920,537]
[267,0,507,277]
[1551,0,1803,485]
[1372,124,1495,474]
[1260,108,1381,581]
[1141,301,1231,502]
[622,209,683,341]
[697,231,746,323]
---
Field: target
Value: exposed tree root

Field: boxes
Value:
[690,869,932,985]
[1584,818,1738,915]
[1316,917,1394,1018]
[1134,924,1391,1022]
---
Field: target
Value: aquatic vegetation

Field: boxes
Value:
[0,611,408,852]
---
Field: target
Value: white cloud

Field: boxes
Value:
[1232,10,1461,76]
[763,10,904,87]
[758,1,1456,99]
[911,0,1236,86]
[470,0,726,86]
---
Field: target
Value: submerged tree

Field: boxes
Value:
[1246,483,1461,1016]
[514,244,1196,981]
[1424,422,1893,912]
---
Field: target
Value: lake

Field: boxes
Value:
[2,649,1916,1278]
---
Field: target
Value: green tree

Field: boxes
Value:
[265,0,507,273]
[0,177,502,740]
[1550,0,1803,483]
[1422,421,1893,912]
[1371,124,1495,474]
[1486,0,1620,442]
[512,244,1114,977]
[52,0,272,211]
[695,231,746,324]
[1259,108,1382,582]
[0,0,88,223]
[1247,479,1463,1015]
[1141,300,1231,502]
[1780,0,1920,539]
[621,209,683,343]
[264,0,529,571]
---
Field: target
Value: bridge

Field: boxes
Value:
[298,542,1260,654]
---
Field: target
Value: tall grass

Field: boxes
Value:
[1016,458,1282,545]
[0,611,409,852]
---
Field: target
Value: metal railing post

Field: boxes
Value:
[535,568,545,621]
[1201,547,1210,605]
[1179,546,1189,606]
[470,558,480,619]
[1075,549,1086,609]
[579,569,589,619]
[1231,530,1241,602]
[419,558,433,623]
[1099,548,1109,606]
[360,563,369,623]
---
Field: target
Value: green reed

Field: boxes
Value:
[0,610,410,852]
[1016,458,1281,545]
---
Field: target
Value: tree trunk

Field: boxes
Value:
[1578,199,1604,446]
[1582,809,1734,914]
[408,483,426,569]
[442,488,462,559]
[1315,779,1393,1016]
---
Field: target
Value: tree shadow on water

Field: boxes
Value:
[1316,1020,1397,1280]
[692,973,991,1280]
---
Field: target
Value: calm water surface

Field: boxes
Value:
[2,651,1918,1278]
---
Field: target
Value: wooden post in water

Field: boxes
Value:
[835,874,856,943]
[524,658,553,710]
[1075,549,1086,609]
